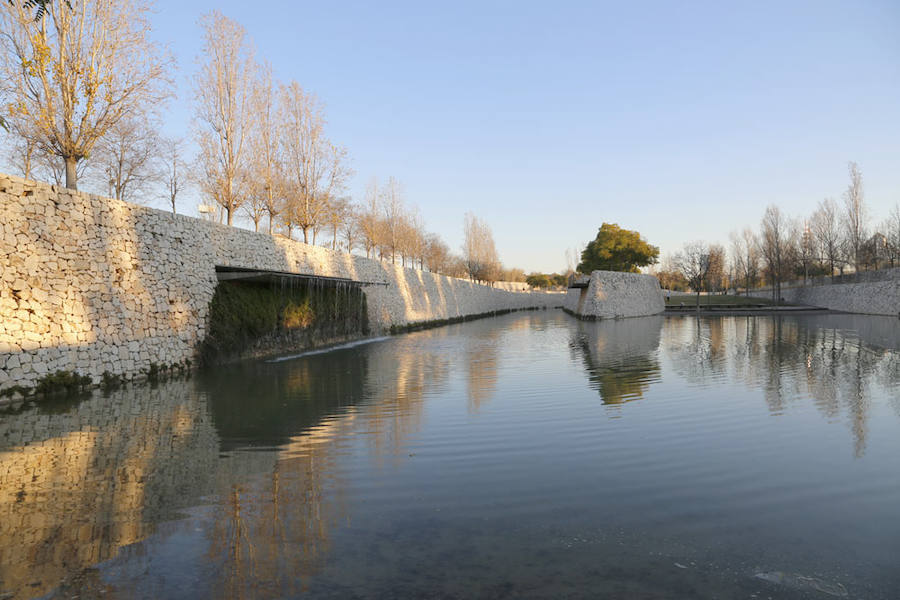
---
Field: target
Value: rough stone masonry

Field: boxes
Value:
[564,270,665,319]
[0,173,556,394]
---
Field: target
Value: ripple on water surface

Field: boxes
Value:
[1,312,899,599]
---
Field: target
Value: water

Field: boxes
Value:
[1,311,899,599]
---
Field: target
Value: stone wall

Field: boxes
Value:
[563,270,665,319]
[747,279,900,316]
[0,173,555,392]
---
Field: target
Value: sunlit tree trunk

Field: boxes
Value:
[1,0,172,189]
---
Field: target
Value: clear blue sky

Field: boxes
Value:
[150,0,900,273]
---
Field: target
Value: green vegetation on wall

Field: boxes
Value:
[200,280,369,364]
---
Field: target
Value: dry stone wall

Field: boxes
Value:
[0,173,555,393]
[564,270,665,319]
[748,280,900,317]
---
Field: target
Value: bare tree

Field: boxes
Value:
[35,143,88,185]
[90,116,160,202]
[705,244,727,294]
[242,163,269,232]
[379,176,405,263]
[246,61,283,233]
[811,198,843,280]
[729,228,759,295]
[759,205,795,304]
[4,132,38,179]
[0,0,172,189]
[324,196,350,250]
[842,161,867,272]
[160,136,188,214]
[341,204,362,254]
[884,204,900,269]
[675,241,710,308]
[359,177,381,259]
[279,81,350,244]
[193,11,256,225]
[462,212,500,283]
[399,205,426,268]
[797,218,816,282]
[424,232,452,274]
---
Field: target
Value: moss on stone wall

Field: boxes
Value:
[200,280,369,364]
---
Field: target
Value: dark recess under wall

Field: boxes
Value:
[200,277,369,365]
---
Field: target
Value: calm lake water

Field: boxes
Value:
[2,311,900,599]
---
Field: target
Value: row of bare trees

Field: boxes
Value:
[193,13,351,232]
[0,3,526,283]
[659,162,900,304]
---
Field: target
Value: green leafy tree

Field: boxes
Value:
[577,223,659,273]
[525,273,552,288]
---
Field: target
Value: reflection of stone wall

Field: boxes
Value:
[571,316,663,405]
[0,173,555,392]
[0,383,219,599]
[747,279,900,316]
[564,270,664,319]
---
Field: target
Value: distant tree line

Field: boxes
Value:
[654,162,900,304]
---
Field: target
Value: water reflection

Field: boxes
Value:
[0,329,455,599]
[569,316,663,407]
[197,334,453,598]
[663,314,900,457]
[0,383,217,600]
[1,313,899,599]
[465,326,501,412]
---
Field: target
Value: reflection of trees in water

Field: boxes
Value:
[0,382,218,600]
[202,331,452,598]
[663,315,900,458]
[465,328,501,413]
[363,330,451,459]
[569,316,663,408]
[0,331,454,599]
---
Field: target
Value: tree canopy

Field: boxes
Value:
[577,223,659,273]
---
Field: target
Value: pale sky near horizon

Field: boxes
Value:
[52,1,900,272]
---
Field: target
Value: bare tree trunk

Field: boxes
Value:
[227,206,234,226]
[1,0,172,195]
[65,156,79,190]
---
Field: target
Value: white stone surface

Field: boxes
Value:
[0,173,557,391]
[563,270,665,319]
[748,280,900,316]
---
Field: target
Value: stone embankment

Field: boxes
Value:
[563,270,665,319]
[0,173,556,394]
[748,279,899,317]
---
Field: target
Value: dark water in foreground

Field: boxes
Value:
[2,312,900,599]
